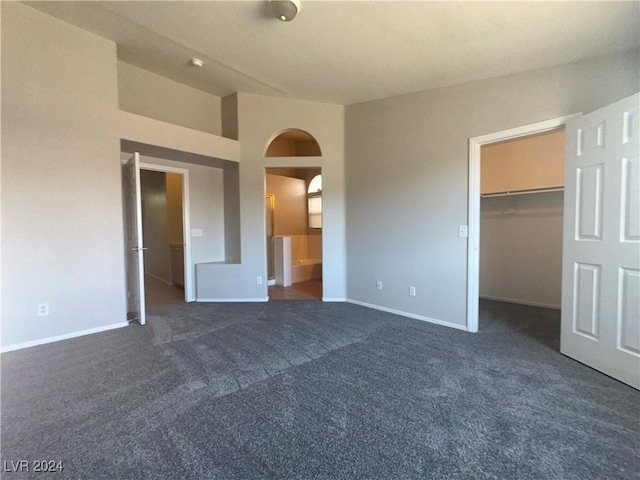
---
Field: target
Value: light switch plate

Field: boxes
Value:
[458,225,468,238]
[191,229,203,237]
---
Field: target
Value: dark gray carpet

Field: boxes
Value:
[1,300,638,479]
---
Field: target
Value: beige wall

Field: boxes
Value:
[141,170,170,282]
[1,3,125,348]
[166,173,184,246]
[266,173,308,235]
[118,61,222,135]
[480,192,563,308]
[346,51,639,327]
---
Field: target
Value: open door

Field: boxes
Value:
[122,152,146,325]
[561,93,639,388]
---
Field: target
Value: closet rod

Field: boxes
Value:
[481,186,564,198]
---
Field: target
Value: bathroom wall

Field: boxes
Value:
[266,173,307,235]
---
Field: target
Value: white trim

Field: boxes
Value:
[322,297,347,302]
[1,322,129,353]
[479,295,560,310]
[140,162,194,302]
[346,299,468,331]
[267,279,276,286]
[195,297,269,303]
[467,114,580,333]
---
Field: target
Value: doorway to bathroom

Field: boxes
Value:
[265,167,323,300]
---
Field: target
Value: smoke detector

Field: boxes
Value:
[270,0,301,22]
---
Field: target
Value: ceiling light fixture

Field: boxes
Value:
[270,0,301,22]
[190,58,204,67]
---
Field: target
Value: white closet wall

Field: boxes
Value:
[480,192,564,308]
[480,129,565,308]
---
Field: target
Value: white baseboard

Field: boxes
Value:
[1,321,129,353]
[145,272,173,285]
[479,295,560,310]
[322,297,346,302]
[346,299,468,331]
[267,279,276,286]
[195,297,269,303]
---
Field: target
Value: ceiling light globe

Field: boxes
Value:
[270,0,300,22]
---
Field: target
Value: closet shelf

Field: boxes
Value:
[481,186,564,198]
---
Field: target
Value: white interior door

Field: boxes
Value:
[561,93,639,388]
[122,152,146,325]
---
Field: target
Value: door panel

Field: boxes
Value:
[561,93,640,388]
[122,152,146,325]
[576,164,603,240]
[621,155,639,241]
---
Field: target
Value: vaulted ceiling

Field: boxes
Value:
[28,1,640,105]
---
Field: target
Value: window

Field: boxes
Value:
[308,174,322,228]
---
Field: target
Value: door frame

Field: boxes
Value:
[264,166,323,298]
[466,114,580,332]
[266,193,276,284]
[140,162,194,302]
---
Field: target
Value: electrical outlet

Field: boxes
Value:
[409,286,416,297]
[376,281,383,291]
[37,303,50,316]
[256,276,263,285]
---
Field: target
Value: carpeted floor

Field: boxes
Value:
[1,300,638,479]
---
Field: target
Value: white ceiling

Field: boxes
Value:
[28,1,640,105]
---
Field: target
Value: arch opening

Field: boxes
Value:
[264,128,322,157]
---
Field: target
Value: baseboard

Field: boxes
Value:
[1,321,129,353]
[479,295,560,310]
[267,279,276,286]
[322,297,346,302]
[346,299,468,331]
[145,272,173,285]
[195,297,269,303]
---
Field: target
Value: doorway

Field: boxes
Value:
[477,128,566,346]
[140,168,186,309]
[265,167,323,300]
[467,114,579,332]
[122,153,192,323]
